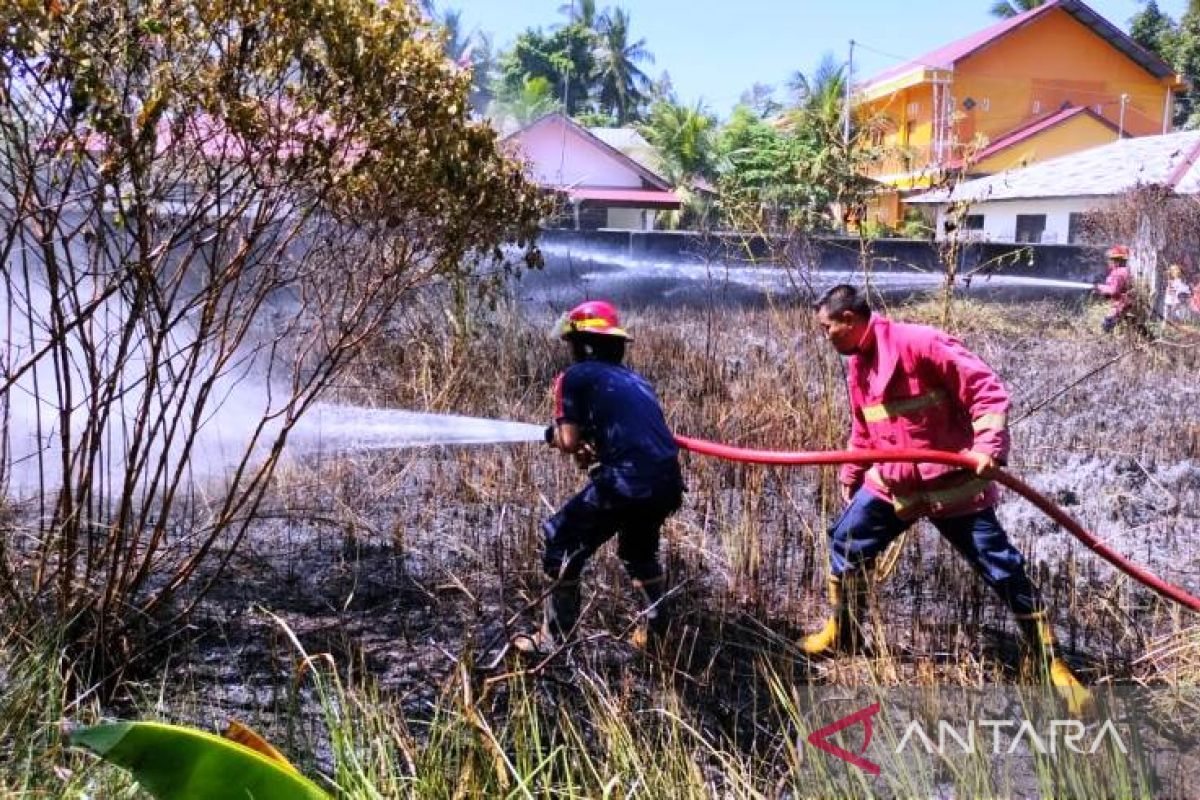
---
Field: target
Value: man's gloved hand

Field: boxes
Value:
[572,442,597,470]
[962,450,999,477]
[544,424,556,447]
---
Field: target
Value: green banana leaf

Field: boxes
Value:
[70,720,331,799]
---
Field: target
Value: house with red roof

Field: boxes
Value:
[503,113,680,230]
[856,0,1185,227]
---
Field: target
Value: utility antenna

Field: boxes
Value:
[843,39,855,147]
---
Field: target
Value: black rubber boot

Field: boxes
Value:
[513,580,581,656]
[630,575,670,649]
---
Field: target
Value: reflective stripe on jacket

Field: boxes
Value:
[839,316,1011,520]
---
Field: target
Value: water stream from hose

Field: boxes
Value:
[289,405,544,451]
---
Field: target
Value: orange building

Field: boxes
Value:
[857,0,1184,226]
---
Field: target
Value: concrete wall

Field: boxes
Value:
[537,228,1107,283]
[932,197,1112,244]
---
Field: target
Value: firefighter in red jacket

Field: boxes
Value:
[803,284,1092,715]
[1094,245,1134,333]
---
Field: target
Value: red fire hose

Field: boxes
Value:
[675,435,1200,613]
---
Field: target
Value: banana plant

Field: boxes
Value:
[70,720,331,799]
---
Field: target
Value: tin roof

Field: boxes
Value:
[909,130,1200,203]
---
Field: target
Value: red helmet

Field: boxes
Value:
[556,300,630,340]
[1106,245,1130,260]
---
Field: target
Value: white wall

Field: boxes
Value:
[516,121,643,189]
[930,196,1114,243]
[605,207,654,230]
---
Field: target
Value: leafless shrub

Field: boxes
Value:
[0,0,546,685]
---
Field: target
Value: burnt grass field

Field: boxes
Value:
[11,293,1195,797]
[130,294,1196,792]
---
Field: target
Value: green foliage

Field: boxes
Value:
[716,105,815,229]
[493,75,563,125]
[638,99,719,228]
[639,99,718,182]
[498,23,597,115]
[573,110,618,127]
[1130,0,1179,58]
[71,721,330,799]
[594,8,654,124]
[776,55,888,231]
[989,0,1047,19]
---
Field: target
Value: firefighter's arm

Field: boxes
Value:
[926,335,1011,469]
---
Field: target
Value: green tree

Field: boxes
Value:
[783,55,888,230]
[595,8,655,124]
[434,8,497,113]
[498,24,597,115]
[716,106,814,230]
[989,0,1047,18]
[557,0,598,28]
[1130,0,1179,58]
[638,99,718,227]
[738,83,782,119]
[1173,1,1200,127]
[493,75,564,125]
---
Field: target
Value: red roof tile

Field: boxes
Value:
[861,0,1175,93]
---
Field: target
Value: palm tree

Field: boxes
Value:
[595,8,654,124]
[638,99,718,227]
[787,53,845,117]
[557,0,598,29]
[989,0,1046,18]
[438,8,471,63]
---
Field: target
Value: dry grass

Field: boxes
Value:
[3,293,1198,797]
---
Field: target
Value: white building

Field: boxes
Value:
[909,130,1200,243]
[503,113,680,231]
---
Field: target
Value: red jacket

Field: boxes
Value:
[839,316,1011,520]
[1095,265,1132,315]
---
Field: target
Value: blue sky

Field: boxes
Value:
[444,0,1189,117]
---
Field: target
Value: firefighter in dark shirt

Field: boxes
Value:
[514,300,684,654]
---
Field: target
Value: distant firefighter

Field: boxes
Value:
[1093,245,1135,333]
[515,300,685,656]
[804,284,1092,716]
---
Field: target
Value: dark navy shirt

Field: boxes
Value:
[554,361,679,495]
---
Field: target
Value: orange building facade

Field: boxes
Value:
[857,0,1184,226]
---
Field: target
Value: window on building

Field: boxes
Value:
[907,101,920,116]
[980,98,991,112]
[1068,212,1088,243]
[1015,214,1046,243]
[1031,99,1042,114]
[963,214,984,230]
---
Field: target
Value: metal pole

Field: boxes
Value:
[843,39,855,147]
[1118,93,1128,139]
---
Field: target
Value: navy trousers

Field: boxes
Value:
[542,469,683,584]
[828,488,1040,615]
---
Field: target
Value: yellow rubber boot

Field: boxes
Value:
[801,574,866,656]
[1016,610,1094,718]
